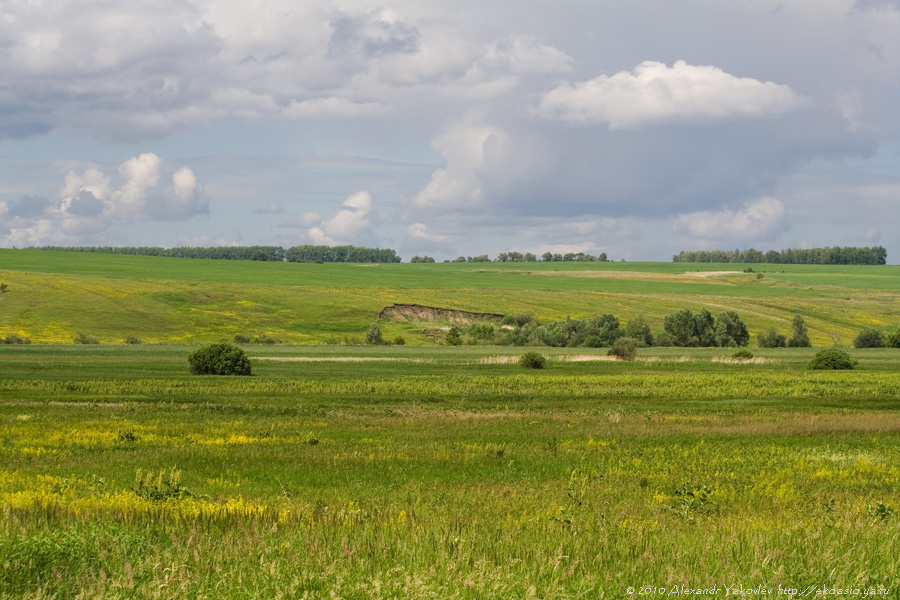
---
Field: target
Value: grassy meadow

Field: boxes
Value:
[2,248,900,345]
[1,250,899,597]
[1,345,900,598]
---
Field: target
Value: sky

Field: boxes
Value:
[1,0,899,262]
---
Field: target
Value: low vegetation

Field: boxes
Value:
[1,345,898,598]
[187,342,252,376]
[809,347,856,370]
[518,351,547,369]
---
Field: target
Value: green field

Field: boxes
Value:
[2,251,899,597]
[1,249,899,345]
[1,345,899,598]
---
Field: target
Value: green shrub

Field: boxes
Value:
[365,324,384,345]
[445,326,462,346]
[732,349,754,360]
[608,337,638,361]
[519,352,547,369]
[233,334,252,344]
[251,333,278,344]
[853,329,884,348]
[809,348,855,370]
[757,329,786,348]
[2,333,31,345]
[887,328,900,349]
[188,343,252,376]
[125,335,142,344]
[72,332,99,344]
[393,336,406,346]
[502,313,536,327]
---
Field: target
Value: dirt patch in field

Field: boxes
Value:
[683,270,743,277]
[378,304,504,323]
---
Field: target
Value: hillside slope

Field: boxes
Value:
[1,249,897,344]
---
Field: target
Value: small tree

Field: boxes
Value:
[757,328,786,348]
[624,316,653,347]
[445,326,462,346]
[887,328,900,349]
[714,311,749,347]
[188,343,252,376]
[609,337,638,361]
[809,348,855,370]
[0,283,7,293]
[365,324,384,345]
[854,329,884,348]
[787,314,811,347]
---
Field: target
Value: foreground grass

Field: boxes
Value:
[1,346,899,598]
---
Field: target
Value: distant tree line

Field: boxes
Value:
[30,245,401,263]
[673,246,887,265]
[283,245,400,263]
[449,251,608,263]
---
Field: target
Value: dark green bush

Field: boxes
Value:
[888,328,900,349]
[608,337,638,361]
[73,332,99,344]
[2,333,31,345]
[519,352,547,369]
[757,329,786,348]
[445,326,462,346]
[732,349,754,360]
[188,343,252,376]
[365,324,384,345]
[233,334,252,344]
[125,335,142,344]
[809,348,855,370]
[853,329,884,348]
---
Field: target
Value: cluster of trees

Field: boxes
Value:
[284,245,400,263]
[854,327,900,349]
[33,245,402,263]
[659,309,750,347]
[448,309,752,349]
[757,315,811,348]
[673,246,887,265]
[448,252,608,263]
[500,314,651,348]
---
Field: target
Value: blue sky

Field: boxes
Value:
[1,0,898,261]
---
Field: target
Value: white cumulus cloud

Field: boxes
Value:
[308,191,374,245]
[412,118,507,208]
[536,60,807,129]
[673,197,788,242]
[58,153,207,221]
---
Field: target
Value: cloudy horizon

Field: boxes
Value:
[1,0,898,262]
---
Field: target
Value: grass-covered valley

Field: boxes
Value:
[1,249,899,598]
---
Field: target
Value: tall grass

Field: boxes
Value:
[1,347,899,597]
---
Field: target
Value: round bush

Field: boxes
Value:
[519,352,546,369]
[608,337,638,361]
[188,343,252,376]
[809,348,855,370]
[853,328,884,349]
[731,349,754,360]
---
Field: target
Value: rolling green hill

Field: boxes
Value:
[1,248,898,345]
